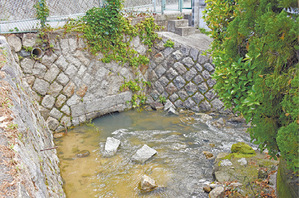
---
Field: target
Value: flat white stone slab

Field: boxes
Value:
[132,144,157,163]
[104,137,121,157]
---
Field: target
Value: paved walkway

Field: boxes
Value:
[158,31,212,51]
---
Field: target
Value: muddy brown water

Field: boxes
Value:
[55,110,252,198]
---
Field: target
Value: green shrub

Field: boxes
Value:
[204,0,298,171]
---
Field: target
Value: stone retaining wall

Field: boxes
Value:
[148,36,226,113]
[8,31,145,132]
[0,36,64,197]
[7,29,227,133]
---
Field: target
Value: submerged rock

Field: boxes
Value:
[203,185,211,193]
[202,151,214,159]
[139,175,158,192]
[197,113,213,121]
[150,102,164,111]
[104,137,121,157]
[211,118,225,128]
[209,186,225,198]
[132,144,157,163]
[227,116,246,124]
[53,132,65,139]
[76,150,90,158]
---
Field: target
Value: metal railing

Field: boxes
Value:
[0,0,193,34]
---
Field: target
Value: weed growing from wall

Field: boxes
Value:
[34,0,49,27]
[164,39,174,48]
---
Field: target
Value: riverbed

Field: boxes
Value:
[55,110,252,198]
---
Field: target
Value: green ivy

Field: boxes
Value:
[65,0,161,68]
[62,0,160,108]
[34,0,49,27]
[204,0,298,171]
[164,39,174,48]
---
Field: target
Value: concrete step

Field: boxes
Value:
[167,19,189,32]
[184,14,192,26]
[167,19,196,36]
[175,26,196,36]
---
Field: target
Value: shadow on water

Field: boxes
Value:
[55,110,251,198]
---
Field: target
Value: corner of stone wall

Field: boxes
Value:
[0,36,65,197]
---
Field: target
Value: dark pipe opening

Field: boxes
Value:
[31,48,43,58]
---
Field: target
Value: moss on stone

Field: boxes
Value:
[220,152,256,160]
[231,142,256,156]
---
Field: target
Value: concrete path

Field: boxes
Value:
[158,31,212,51]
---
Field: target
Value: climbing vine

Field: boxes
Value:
[34,0,49,27]
[64,0,160,108]
[65,0,160,67]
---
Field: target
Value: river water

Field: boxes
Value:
[54,110,252,198]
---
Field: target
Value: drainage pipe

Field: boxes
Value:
[31,47,43,58]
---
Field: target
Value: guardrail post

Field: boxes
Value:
[161,0,166,14]
[179,0,183,13]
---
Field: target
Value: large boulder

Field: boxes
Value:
[139,175,158,192]
[212,151,279,197]
[132,144,157,163]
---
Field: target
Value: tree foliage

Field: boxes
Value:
[204,0,298,171]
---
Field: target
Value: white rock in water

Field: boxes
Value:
[164,100,175,111]
[238,158,247,166]
[132,144,157,163]
[139,175,158,192]
[104,137,120,156]
[167,107,178,115]
[220,159,233,166]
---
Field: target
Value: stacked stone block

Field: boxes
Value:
[8,30,228,132]
[11,32,141,131]
[1,36,65,197]
[148,38,226,113]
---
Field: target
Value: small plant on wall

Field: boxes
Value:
[164,39,174,48]
[34,0,49,28]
